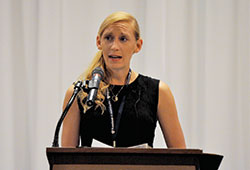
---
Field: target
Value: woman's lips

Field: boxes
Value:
[109,55,122,59]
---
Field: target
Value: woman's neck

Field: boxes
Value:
[110,69,137,85]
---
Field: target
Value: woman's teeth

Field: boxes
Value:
[109,55,122,59]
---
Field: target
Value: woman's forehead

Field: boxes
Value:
[102,21,134,35]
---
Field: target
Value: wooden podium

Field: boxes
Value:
[46,147,223,170]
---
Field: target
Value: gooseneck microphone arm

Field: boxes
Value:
[52,81,85,147]
[52,67,104,147]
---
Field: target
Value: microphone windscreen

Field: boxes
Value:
[92,67,104,79]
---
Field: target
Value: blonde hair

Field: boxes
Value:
[77,11,141,113]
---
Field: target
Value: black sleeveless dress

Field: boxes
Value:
[77,74,160,147]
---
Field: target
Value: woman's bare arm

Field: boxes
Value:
[157,81,186,148]
[61,85,81,147]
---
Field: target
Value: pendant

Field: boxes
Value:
[112,95,118,102]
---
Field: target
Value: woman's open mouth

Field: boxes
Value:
[109,55,122,59]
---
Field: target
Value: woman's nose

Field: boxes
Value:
[110,39,120,51]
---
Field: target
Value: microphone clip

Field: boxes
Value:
[74,80,90,93]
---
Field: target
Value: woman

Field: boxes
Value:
[61,11,186,148]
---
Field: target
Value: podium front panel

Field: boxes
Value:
[47,147,223,170]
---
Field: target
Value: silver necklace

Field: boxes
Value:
[109,69,131,102]
[110,85,125,102]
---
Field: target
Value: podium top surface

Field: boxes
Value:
[47,147,203,154]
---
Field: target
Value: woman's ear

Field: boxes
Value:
[134,38,143,53]
[96,36,102,50]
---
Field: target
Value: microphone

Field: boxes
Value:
[86,67,104,106]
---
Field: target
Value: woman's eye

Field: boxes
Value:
[120,36,128,42]
[104,35,113,41]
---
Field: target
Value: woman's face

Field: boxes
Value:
[97,21,142,72]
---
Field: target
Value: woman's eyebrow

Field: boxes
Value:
[120,32,130,36]
[103,32,113,37]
